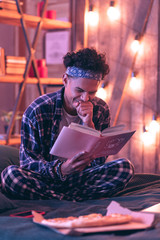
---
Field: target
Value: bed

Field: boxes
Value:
[0,145,160,240]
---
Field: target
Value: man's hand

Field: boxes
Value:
[75,101,95,128]
[61,151,94,176]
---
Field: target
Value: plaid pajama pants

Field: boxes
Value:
[1,158,134,201]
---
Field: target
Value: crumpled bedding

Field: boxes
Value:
[0,173,160,240]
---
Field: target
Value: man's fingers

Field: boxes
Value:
[74,158,91,171]
[72,151,87,161]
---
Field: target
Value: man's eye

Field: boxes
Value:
[77,89,84,92]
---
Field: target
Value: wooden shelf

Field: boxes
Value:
[0,1,69,145]
[0,135,21,145]
[0,75,63,85]
[0,10,72,30]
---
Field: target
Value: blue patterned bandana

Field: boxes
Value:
[66,66,102,81]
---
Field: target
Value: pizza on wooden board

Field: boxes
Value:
[41,213,132,228]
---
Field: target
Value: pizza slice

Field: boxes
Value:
[41,213,132,228]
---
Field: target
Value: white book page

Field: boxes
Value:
[102,129,133,137]
[102,124,125,134]
[69,123,128,137]
[69,123,100,136]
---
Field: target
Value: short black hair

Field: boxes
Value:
[63,48,110,79]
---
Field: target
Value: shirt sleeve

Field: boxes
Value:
[19,111,63,181]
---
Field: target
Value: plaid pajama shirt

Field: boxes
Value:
[1,87,134,201]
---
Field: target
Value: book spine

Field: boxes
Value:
[0,0,23,5]
[6,63,26,68]
[6,68,25,75]
[6,56,26,64]
[0,47,5,76]
[0,2,17,11]
[0,0,16,4]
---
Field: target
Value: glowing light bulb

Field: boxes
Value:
[107,1,120,21]
[96,87,107,101]
[129,72,141,91]
[131,39,140,53]
[87,11,99,26]
[86,4,99,27]
[149,115,159,134]
[131,34,141,53]
[141,130,155,146]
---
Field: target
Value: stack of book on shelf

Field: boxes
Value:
[5,56,26,75]
[0,47,5,76]
[0,0,22,12]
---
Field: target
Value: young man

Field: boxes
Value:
[1,48,134,201]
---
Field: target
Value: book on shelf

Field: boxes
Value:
[0,134,21,141]
[50,123,136,159]
[0,0,18,3]
[0,2,17,11]
[6,62,26,68]
[5,56,26,64]
[0,47,5,76]
[0,0,23,11]
[6,67,25,75]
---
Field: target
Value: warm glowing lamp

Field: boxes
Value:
[96,83,107,101]
[131,34,141,53]
[141,126,155,146]
[149,115,160,134]
[87,4,99,27]
[107,1,120,21]
[129,72,141,91]
[96,87,107,101]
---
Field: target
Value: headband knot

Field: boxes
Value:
[66,66,102,81]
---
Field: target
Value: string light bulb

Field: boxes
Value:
[148,115,159,134]
[86,4,99,27]
[96,83,107,101]
[129,72,141,91]
[131,34,141,53]
[141,126,155,146]
[107,1,120,21]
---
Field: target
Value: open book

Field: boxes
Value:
[50,123,136,159]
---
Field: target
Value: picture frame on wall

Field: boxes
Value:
[45,30,70,65]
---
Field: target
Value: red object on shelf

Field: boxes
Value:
[46,10,56,19]
[37,2,47,17]
[38,66,48,78]
[37,2,56,19]
[29,59,48,78]
[37,59,46,68]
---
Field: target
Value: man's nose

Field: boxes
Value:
[81,92,90,101]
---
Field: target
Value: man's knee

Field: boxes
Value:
[119,158,134,174]
[106,158,134,172]
[116,158,134,185]
[1,165,20,188]
[106,158,134,181]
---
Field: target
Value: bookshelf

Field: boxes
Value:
[0,135,21,145]
[0,75,63,85]
[0,10,72,29]
[0,0,71,145]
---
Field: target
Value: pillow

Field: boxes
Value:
[0,145,19,175]
[0,191,17,213]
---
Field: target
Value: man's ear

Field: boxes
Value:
[62,74,68,86]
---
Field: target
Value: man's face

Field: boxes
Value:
[63,75,100,114]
